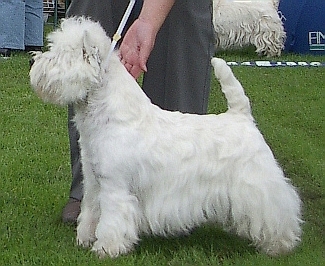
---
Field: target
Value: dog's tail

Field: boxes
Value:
[211,58,252,117]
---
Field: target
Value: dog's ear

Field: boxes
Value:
[82,30,101,73]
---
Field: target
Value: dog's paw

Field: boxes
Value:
[91,239,134,258]
[76,215,99,248]
[76,232,97,248]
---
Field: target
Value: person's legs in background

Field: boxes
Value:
[24,0,44,52]
[0,0,25,56]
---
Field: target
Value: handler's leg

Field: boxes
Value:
[62,0,137,223]
[142,0,215,114]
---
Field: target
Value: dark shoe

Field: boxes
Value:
[62,197,81,224]
[0,48,11,57]
[25,46,42,52]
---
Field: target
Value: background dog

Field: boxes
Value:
[213,0,286,57]
[30,17,302,258]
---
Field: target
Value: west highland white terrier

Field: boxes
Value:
[213,0,286,57]
[30,17,302,258]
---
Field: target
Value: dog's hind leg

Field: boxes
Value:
[226,159,302,256]
[91,178,141,258]
[76,161,101,248]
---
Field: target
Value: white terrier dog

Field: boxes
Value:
[30,17,302,258]
[213,0,286,57]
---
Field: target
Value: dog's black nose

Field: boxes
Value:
[29,58,35,69]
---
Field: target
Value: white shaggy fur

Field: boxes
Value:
[213,0,286,57]
[30,17,302,258]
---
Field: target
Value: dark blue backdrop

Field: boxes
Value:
[279,0,325,54]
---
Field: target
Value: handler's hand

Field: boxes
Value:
[119,18,156,79]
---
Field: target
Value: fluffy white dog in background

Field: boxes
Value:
[30,17,302,258]
[213,0,286,57]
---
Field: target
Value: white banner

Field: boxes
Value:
[227,61,325,67]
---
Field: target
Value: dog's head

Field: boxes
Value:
[30,17,111,105]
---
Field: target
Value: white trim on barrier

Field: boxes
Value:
[226,61,325,67]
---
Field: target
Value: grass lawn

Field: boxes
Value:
[1,48,324,265]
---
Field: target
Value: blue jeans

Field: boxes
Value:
[0,0,43,49]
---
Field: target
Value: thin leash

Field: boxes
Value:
[103,0,136,69]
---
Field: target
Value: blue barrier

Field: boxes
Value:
[279,0,325,55]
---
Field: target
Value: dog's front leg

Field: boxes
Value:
[91,178,141,258]
[76,161,100,248]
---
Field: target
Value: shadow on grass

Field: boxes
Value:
[134,225,256,261]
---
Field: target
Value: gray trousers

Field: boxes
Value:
[67,0,215,200]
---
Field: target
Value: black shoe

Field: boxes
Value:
[25,46,42,52]
[0,48,11,57]
[62,197,81,224]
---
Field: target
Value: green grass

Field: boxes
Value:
[1,49,324,265]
